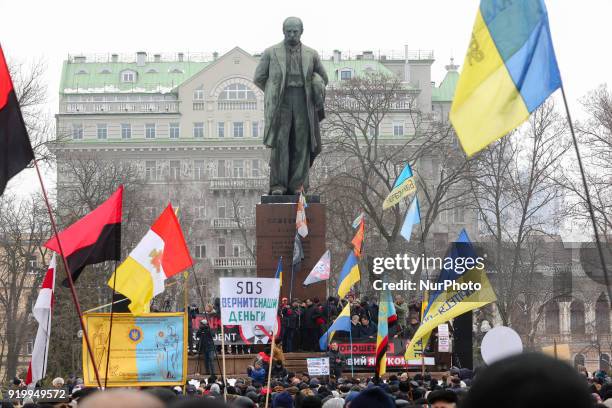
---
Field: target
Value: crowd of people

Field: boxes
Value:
[3,353,610,408]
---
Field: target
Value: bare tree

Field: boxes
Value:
[0,193,51,382]
[469,100,572,343]
[312,72,471,295]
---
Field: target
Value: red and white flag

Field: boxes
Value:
[26,254,56,386]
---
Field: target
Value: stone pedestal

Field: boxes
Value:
[256,195,326,301]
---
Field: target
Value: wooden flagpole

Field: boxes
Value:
[33,160,102,388]
[103,261,119,388]
[264,327,277,408]
[220,323,227,402]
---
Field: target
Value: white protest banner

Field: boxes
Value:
[307,357,330,376]
[438,323,450,353]
[220,278,281,327]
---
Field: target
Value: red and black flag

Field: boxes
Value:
[44,186,123,285]
[0,45,34,195]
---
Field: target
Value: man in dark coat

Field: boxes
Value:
[253,16,328,195]
[281,298,298,352]
[196,319,216,376]
[358,315,377,339]
[327,341,346,379]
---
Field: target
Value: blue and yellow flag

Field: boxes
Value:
[275,257,283,287]
[383,164,417,210]
[337,250,360,298]
[450,0,561,157]
[405,231,497,361]
[319,303,351,350]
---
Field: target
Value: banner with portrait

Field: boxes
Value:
[82,313,187,387]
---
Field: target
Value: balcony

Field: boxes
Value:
[212,257,256,269]
[209,177,267,191]
[217,101,257,111]
[212,217,255,229]
[60,100,180,114]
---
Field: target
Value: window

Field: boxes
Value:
[121,123,131,139]
[570,300,585,334]
[340,69,352,80]
[193,87,205,100]
[145,160,157,181]
[252,159,260,177]
[233,122,244,138]
[217,160,226,177]
[145,123,156,139]
[97,124,107,140]
[193,122,204,138]
[217,122,225,137]
[219,83,256,101]
[196,206,206,219]
[169,123,180,139]
[368,125,377,138]
[393,122,405,137]
[596,293,610,334]
[121,70,136,83]
[27,256,38,274]
[252,121,260,138]
[453,207,465,224]
[169,160,180,180]
[72,124,83,140]
[195,244,206,259]
[544,301,560,334]
[218,238,226,257]
[233,160,244,178]
[233,244,242,257]
[217,199,226,218]
[194,160,205,180]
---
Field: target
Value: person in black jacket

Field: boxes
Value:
[358,315,378,339]
[196,319,216,375]
[350,314,362,339]
[303,299,321,351]
[281,299,298,352]
[327,341,346,379]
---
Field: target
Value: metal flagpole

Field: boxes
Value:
[33,159,103,388]
[560,85,611,303]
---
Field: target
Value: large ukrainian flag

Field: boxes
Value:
[450,0,561,157]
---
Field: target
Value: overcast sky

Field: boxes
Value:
[1,0,610,240]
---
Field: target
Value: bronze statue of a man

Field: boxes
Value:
[254,17,328,195]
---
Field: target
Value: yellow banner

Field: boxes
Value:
[383,178,416,210]
[405,267,496,359]
[82,312,187,387]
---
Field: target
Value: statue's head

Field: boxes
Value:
[283,17,303,46]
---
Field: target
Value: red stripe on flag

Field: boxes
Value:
[375,337,388,375]
[0,46,14,110]
[151,204,193,278]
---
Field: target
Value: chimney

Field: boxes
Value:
[111,54,118,63]
[213,51,219,60]
[363,50,374,60]
[136,51,147,66]
[178,52,184,62]
[154,54,161,62]
[332,49,341,64]
[73,55,86,63]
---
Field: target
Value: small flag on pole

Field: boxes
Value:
[109,204,193,313]
[26,255,56,386]
[296,193,308,238]
[400,196,420,241]
[44,186,123,285]
[375,289,396,377]
[351,212,365,229]
[0,45,35,196]
[351,216,365,258]
[383,164,417,210]
[275,257,283,287]
[337,250,360,298]
[319,303,351,350]
[303,250,330,286]
[450,0,561,157]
